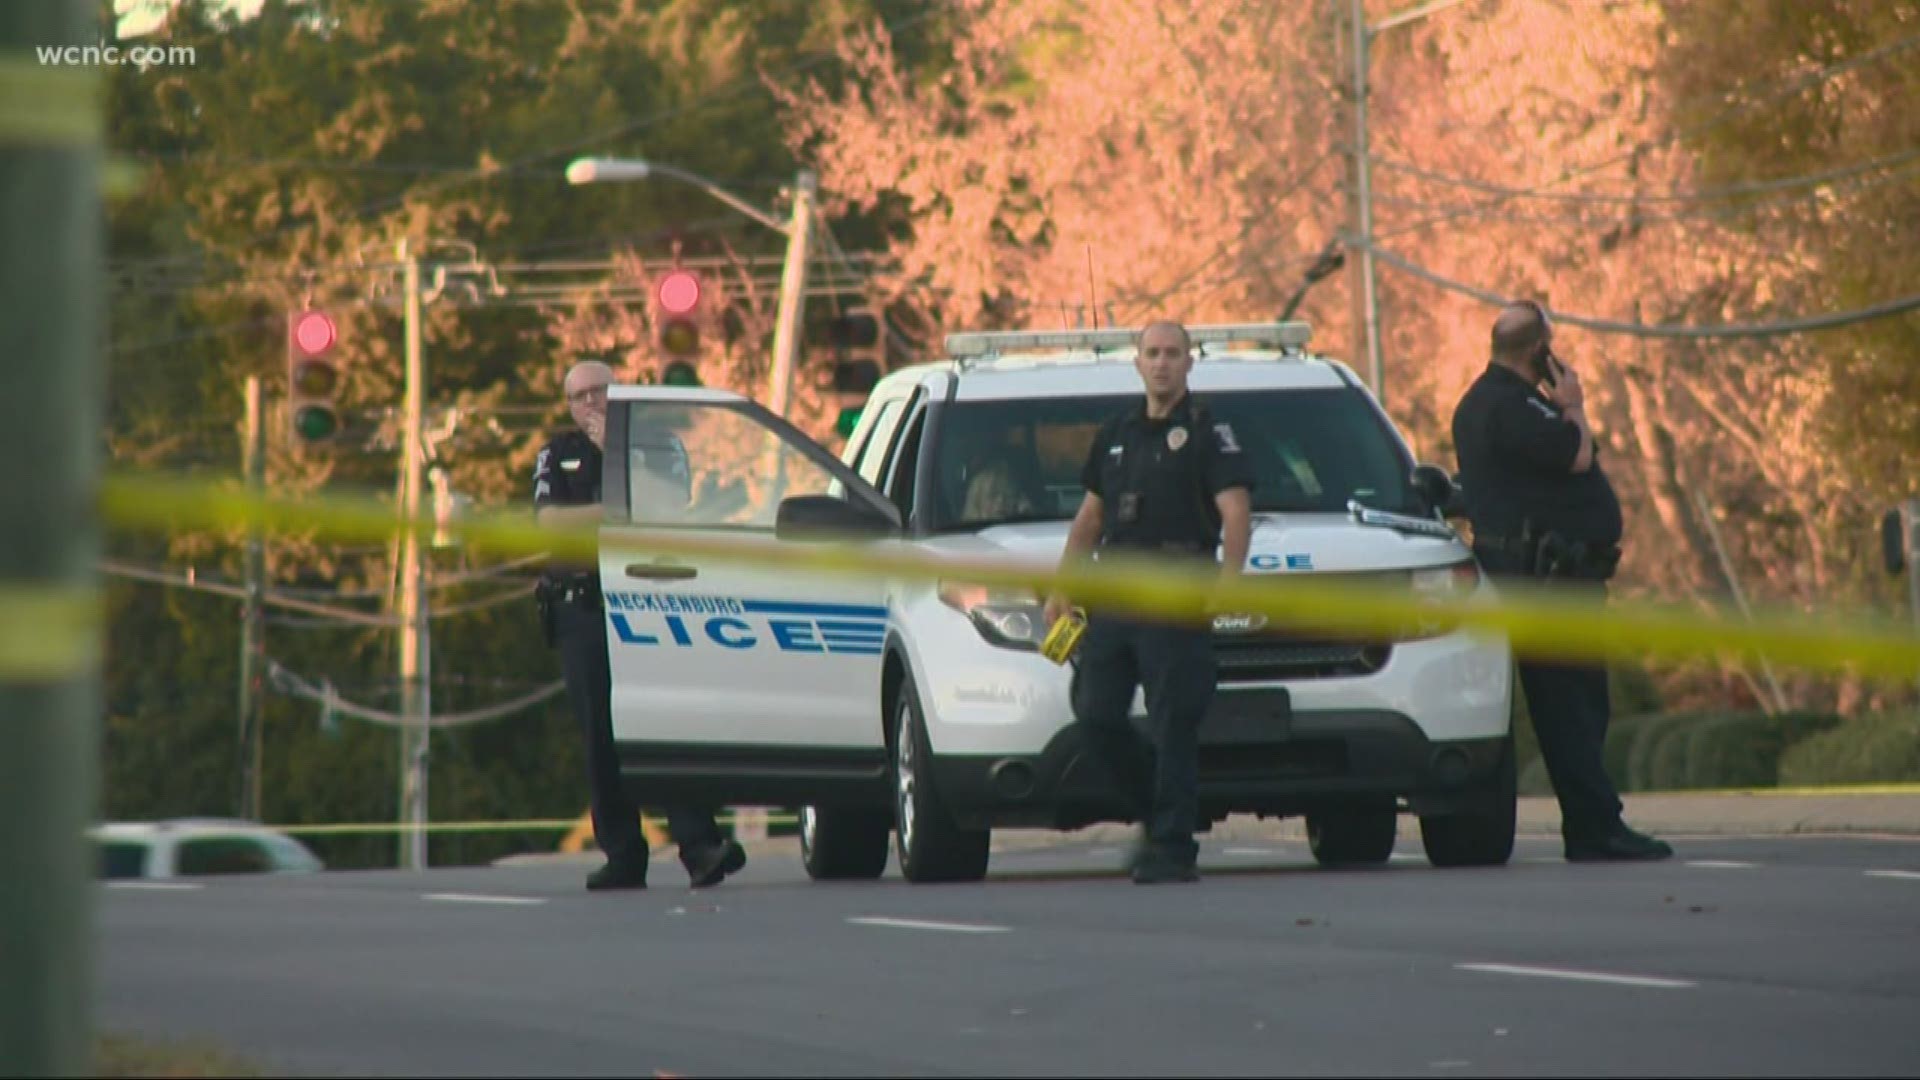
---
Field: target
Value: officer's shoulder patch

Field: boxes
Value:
[1212,421,1242,454]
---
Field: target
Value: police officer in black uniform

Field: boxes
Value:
[1044,320,1254,884]
[1451,302,1671,862]
[535,359,746,891]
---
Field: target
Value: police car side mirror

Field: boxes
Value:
[1410,464,1467,520]
[1883,507,1907,575]
[776,494,896,542]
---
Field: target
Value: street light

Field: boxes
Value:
[1350,0,1489,405]
[566,156,819,419]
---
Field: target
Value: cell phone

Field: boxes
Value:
[1543,352,1566,387]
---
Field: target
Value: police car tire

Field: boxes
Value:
[798,806,890,881]
[891,676,990,884]
[1418,738,1517,868]
[1305,801,1398,868]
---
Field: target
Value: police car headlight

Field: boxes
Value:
[1409,560,1480,599]
[938,582,1046,651]
[1404,560,1480,638]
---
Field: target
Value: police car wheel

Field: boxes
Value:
[798,805,890,881]
[1418,738,1517,868]
[891,675,990,884]
[1305,801,1398,868]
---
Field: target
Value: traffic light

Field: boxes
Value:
[654,268,703,386]
[286,308,341,443]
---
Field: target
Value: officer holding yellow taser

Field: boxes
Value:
[1043,320,1254,884]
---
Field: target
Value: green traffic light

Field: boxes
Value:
[834,406,863,439]
[293,404,340,441]
[661,361,701,387]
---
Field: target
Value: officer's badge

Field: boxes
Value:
[1167,427,1188,451]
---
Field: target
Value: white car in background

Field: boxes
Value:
[93,818,326,879]
[594,323,1515,883]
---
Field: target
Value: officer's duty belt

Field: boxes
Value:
[548,578,601,606]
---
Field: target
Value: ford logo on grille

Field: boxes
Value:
[1211,612,1269,634]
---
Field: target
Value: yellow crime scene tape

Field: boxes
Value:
[0,583,102,683]
[0,59,102,148]
[93,470,1920,681]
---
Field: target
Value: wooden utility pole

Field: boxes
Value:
[396,240,431,870]
[237,375,266,818]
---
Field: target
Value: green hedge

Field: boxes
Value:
[1518,708,1848,794]
[1778,710,1920,786]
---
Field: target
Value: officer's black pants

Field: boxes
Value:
[1070,614,1215,863]
[1482,566,1627,842]
[1518,657,1625,842]
[554,598,726,870]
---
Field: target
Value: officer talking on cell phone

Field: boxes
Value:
[1044,319,1254,885]
[1451,301,1672,862]
[534,359,746,891]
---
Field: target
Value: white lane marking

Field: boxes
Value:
[1457,962,1694,989]
[421,892,546,906]
[1865,870,1920,881]
[847,916,1010,934]
[1223,847,1275,856]
[1686,860,1758,869]
[1389,853,1425,863]
[105,881,203,891]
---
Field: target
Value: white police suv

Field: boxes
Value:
[598,323,1515,883]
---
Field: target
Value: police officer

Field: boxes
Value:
[1450,301,1672,862]
[535,359,746,890]
[1043,320,1254,884]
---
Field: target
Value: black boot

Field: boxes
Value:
[585,858,649,891]
[1565,824,1673,862]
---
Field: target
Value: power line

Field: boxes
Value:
[1377,28,1920,243]
[1372,147,1920,205]
[175,5,948,262]
[1372,157,1920,225]
[266,657,562,730]
[1368,244,1920,338]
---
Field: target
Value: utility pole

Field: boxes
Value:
[1350,0,1384,404]
[2,0,104,1071]
[396,239,431,871]
[1906,498,1920,704]
[766,169,817,420]
[237,375,266,819]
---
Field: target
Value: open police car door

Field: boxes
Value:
[600,386,901,807]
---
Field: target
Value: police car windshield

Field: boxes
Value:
[929,388,1416,531]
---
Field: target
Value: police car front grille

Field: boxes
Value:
[1212,634,1390,681]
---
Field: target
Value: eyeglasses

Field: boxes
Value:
[566,384,609,405]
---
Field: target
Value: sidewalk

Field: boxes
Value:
[989,789,1920,852]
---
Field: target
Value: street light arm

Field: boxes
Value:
[1369,0,1485,35]
[566,156,789,236]
[645,162,792,236]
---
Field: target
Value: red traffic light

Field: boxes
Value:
[292,310,337,355]
[657,270,701,316]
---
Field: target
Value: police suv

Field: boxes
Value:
[597,322,1515,883]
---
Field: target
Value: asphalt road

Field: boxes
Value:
[97,834,1920,1078]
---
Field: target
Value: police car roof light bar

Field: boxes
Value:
[944,321,1311,360]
